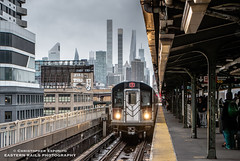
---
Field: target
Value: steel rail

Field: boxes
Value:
[99,140,126,161]
[133,141,147,161]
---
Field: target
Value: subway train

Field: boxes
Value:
[111,81,159,138]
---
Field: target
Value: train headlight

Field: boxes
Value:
[115,112,121,120]
[144,111,150,120]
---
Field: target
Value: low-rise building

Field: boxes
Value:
[41,64,94,115]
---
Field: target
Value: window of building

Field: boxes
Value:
[5,95,12,104]
[26,95,30,104]
[59,94,70,102]
[36,109,39,117]
[40,109,43,116]
[5,111,12,122]
[74,95,77,102]
[22,95,25,104]
[0,33,35,54]
[78,95,82,102]
[44,107,55,116]
[17,95,20,104]
[26,110,30,119]
[44,94,55,103]
[31,109,34,118]
[59,107,70,114]
[31,95,35,104]
[28,57,35,69]
[17,111,19,120]
[36,95,39,103]
[0,67,35,83]
[20,110,23,120]
[40,95,43,103]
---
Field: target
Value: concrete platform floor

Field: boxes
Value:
[163,109,240,161]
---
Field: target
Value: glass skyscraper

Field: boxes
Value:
[131,59,144,82]
[95,51,107,85]
[107,19,113,74]
[118,28,123,74]
[129,30,136,63]
[48,42,60,60]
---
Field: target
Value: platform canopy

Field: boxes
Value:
[141,0,240,91]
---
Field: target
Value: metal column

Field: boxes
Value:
[191,75,197,138]
[207,55,217,159]
[176,87,179,119]
[171,90,174,113]
[179,86,182,121]
[183,83,188,128]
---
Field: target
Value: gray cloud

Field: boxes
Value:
[25,0,152,71]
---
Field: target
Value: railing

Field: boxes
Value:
[0,108,105,149]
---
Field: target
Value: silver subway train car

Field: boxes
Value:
[111,81,159,138]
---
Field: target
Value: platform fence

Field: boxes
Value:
[0,107,105,149]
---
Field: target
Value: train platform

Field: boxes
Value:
[160,106,240,161]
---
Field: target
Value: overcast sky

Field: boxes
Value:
[24,0,153,71]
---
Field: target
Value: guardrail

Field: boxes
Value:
[0,108,105,149]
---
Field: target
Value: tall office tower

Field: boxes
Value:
[145,68,150,85]
[129,30,136,63]
[113,64,118,74]
[0,1,44,123]
[107,19,113,74]
[74,48,79,60]
[118,28,123,74]
[131,59,144,82]
[106,73,121,86]
[126,67,132,81]
[139,47,145,64]
[123,61,130,81]
[95,51,107,85]
[0,0,27,28]
[89,51,95,65]
[48,42,60,60]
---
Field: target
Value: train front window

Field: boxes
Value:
[141,91,150,106]
[114,91,123,107]
[128,93,136,104]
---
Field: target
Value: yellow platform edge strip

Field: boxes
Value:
[150,106,177,161]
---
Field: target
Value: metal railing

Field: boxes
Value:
[0,108,105,149]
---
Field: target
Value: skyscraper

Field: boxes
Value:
[129,30,136,63]
[118,28,123,74]
[95,51,107,85]
[107,20,113,74]
[74,48,79,60]
[123,61,131,81]
[106,73,121,86]
[0,0,44,123]
[139,47,145,63]
[89,51,95,65]
[131,59,144,82]
[145,68,150,85]
[48,42,60,60]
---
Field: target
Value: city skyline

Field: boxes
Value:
[24,0,153,70]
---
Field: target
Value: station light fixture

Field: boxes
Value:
[226,59,234,62]
[216,65,223,68]
[181,0,211,34]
